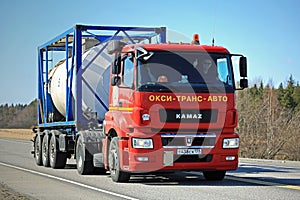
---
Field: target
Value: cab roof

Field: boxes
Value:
[123,43,230,54]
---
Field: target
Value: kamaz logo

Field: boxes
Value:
[175,113,202,119]
[186,137,193,146]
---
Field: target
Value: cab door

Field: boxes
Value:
[118,53,135,119]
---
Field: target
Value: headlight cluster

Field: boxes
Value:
[132,138,153,149]
[223,138,239,148]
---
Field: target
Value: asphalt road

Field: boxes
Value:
[0,138,299,200]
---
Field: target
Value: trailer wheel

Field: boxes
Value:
[42,133,50,167]
[34,134,43,166]
[108,137,130,182]
[203,170,226,181]
[49,135,67,169]
[76,136,93,175]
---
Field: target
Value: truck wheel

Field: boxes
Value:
[34,134,43,166]
[203,170,226,181]
[108,137,130,182]
[49,135,67,169]
[76,136,93,175]
[42,133,50,167]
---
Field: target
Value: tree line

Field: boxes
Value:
[0,100,37,128]
[237,75,300,161]
[0,76,299,160]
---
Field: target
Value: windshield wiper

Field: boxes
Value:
[138,82,172,92]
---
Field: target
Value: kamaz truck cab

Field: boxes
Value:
[104,38,247,182]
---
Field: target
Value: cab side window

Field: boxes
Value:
[217,58,233,86]
[123,55,134,88]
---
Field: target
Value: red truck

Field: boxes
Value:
[33,25,248,182]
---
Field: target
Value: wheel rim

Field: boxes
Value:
[50,138,55,164]
[77,144,83,170]
[78,153,83,169]
[42,140,47,161]
[35,137,40,159]
[109,149,118,175]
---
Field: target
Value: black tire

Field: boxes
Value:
[76,136,93,175]
[49,135,67,169]
[42,133,50,167]
[34,134,43,166]
[203,170,226,181]
[108,137,130,182]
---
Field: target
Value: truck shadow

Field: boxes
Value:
[127,171,249,186]
[64,164,77,169]
[64,162,300,187]
[128,170,300,187]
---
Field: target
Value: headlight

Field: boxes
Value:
[132,138,153,149]
[223,138,239,148]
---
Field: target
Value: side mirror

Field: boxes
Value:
[111,76,121,86]
[239,57,247,77]
[240,78,248,89]
[112,54,121,74]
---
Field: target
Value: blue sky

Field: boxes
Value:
[0,0,299,104]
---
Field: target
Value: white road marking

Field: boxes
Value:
[0,162,139,200]
[239,162,300,170]
[185,171,300,191]
[226,175,300,191]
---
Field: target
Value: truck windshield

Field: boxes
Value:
[137,51,234,93]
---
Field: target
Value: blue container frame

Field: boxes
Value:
[37,24,167,134]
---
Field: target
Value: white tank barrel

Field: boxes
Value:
[48,43,113,121]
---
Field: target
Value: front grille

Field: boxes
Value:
[161,134,216,148]
[174,154,213,163]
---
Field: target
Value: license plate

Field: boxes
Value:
[177,149,202,155]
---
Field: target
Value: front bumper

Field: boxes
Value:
[118,134,239,173]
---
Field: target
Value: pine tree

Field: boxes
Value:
[282,75,296,110]
[277,82,284,105]
[292,82,300,110]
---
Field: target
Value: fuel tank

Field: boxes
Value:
[48,43,112,121]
